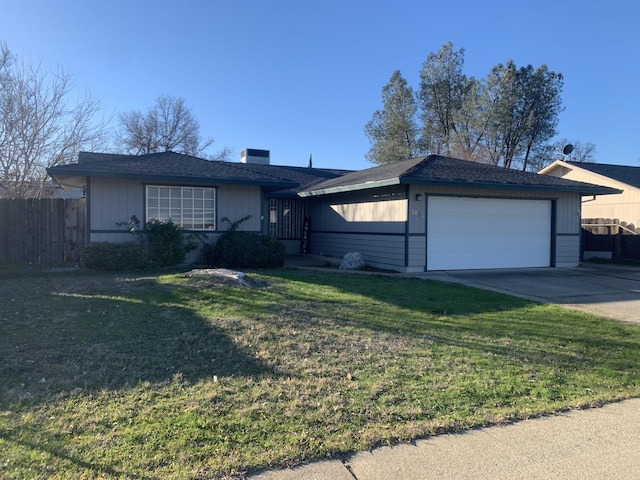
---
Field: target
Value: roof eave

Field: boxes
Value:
[298,178,401,197]
[537,160,569,175]
[47,168,297,188]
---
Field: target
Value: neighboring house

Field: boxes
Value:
[539,160,640,228]
[47,150,618,272]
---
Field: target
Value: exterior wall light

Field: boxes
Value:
[415,193,424,201]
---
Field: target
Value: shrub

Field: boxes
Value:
[145,219,199,267]
[116,215,203,268]
[201,231,286,268]
[82,242,150,271]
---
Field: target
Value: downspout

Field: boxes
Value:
[404,185,410,268]
[424,195,429,272]
[85,177,91,245]
[550,199,557,267]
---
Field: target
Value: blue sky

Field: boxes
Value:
[2,0,638,170]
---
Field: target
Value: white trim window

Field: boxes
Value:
[146,186,216,230]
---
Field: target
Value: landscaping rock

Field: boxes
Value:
[339,252,365,270]
[186,268,267,288]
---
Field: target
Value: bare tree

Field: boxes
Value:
[0,41,107,198]
[117,95,229,160]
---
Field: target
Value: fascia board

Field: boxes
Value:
[298,178,401,197]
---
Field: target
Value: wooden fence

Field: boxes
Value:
[0,198,85,265]
[582,218,640,261]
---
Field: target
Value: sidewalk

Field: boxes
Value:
[249,398,640,479]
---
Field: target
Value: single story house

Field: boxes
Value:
[47,150,619,272]
[539,160,640,228]
[46,149,348,255]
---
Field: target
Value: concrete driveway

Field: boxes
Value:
[425,262,640,325]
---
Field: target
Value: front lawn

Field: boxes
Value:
[1,267,639,479]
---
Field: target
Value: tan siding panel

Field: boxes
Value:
[307,187,407,234]
[546,167,640,226]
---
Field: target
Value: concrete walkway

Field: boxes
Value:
[250,398,640,479]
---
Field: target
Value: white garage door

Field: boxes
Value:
[427,197,551,270]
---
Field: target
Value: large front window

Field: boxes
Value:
[146,186,216,229]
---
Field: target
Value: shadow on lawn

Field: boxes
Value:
[271,269,640,375]
[0,271,274,409]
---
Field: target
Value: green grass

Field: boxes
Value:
[1,267,640,479]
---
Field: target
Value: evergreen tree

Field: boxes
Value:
[418,42,483,158]
[364,70,419,165]
[485,62,563,170]
[367,42,569,170]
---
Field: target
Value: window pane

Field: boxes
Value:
[147,185,215,230]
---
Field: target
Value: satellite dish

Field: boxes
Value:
[562,144,574,155]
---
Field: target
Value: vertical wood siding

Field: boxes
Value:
[88,179,264,242]
[89,178,143,231]
[218,184,262,232]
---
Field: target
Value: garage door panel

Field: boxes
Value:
[427,197,551,270]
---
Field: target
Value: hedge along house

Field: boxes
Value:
[298,155,620,271]
[46,150,349,257]
[48,151,619,271]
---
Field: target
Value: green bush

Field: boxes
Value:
[145,219,199,267]
[82,242,150,271]
[201,231,286,268]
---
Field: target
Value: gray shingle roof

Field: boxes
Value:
[47,151,349,193]
[299,155,621,196]
[48,152,620,197]
[566,161,640,189]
